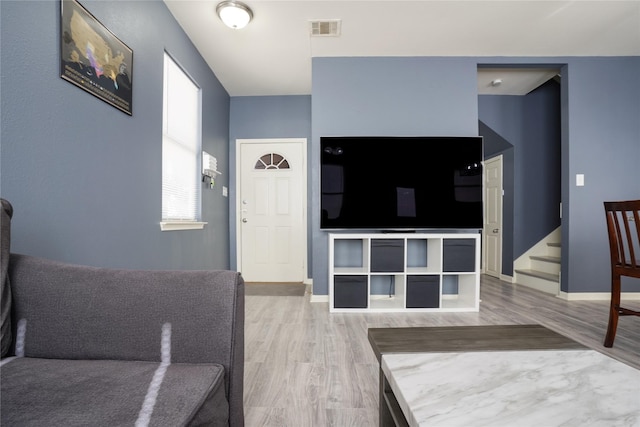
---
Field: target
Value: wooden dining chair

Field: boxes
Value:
[603,200,640,347]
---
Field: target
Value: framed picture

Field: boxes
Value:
[60,0,133,115]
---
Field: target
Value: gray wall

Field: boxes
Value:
[312,56,640,296]
[311,57,480,296]
[562,58,640,293]
[228,95,312,274]
[0,0,231,270]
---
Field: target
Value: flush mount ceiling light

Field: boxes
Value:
[216,1,253,29]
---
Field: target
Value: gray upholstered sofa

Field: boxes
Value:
[0,199,245,426]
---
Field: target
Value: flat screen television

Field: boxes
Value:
[320,136,483,230]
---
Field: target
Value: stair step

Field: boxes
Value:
[529,255,561,264]
[545,242,562,258]
[515,269,559,283]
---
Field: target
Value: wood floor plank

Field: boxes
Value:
[244,275,640,426]
[326,408,377,427]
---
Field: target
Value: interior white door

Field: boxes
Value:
[484,155,503,278]
[238,139,306,283]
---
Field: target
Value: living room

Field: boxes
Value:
[1,1,639,425]
[2,0,639,294]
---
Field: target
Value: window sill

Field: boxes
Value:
[160,221,208,231]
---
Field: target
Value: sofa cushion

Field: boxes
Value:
[7,254,245,426]
[8,255,242,366]
[1,198,13,357]
[0,357,229,426]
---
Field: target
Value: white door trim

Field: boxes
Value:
[483,154,503,279]
[235,138,308,281]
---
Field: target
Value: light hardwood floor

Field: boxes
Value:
[244,275,640,426]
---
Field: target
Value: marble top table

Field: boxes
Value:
[382,349,640,426]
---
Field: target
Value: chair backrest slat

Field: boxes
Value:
[632,208,640,268]
[604,200,640,269]
[602,199,640,348]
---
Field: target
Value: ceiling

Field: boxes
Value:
[164,0,640,97]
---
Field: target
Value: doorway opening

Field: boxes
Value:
[235,138,308,284]
[478,66,562,293]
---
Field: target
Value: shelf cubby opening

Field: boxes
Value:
[369,274,405,310]
[440,274,478,310]
[406,238,442,273]
[333,238,368,273]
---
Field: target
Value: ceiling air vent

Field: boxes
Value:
[310,20,341,37]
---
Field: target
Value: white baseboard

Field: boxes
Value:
[516,276,560,296]
[307,279,329,303]
[500,274,513,283]
[495,276,640,301]
[557,291,640,301]
[310,294,329,303]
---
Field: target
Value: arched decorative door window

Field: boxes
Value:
[254,153,290,170]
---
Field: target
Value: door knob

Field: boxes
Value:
[493,228,499,233]
[242,218,248,223]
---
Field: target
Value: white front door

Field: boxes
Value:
[237,139,306,283]
[484,155,503,278]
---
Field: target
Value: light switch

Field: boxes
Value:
[222,186,228,197]
[576,174,585,187]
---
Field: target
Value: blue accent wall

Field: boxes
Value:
[312,56,640,295]
[228,95,312,274]
[522,81,562,249]
[562,58,640,293]
[311,57,480,296]
[1,0,231,270]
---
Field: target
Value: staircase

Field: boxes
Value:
[514,228,561,295]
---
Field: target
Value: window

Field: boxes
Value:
[161,53,205,231]
[254,153,290,170]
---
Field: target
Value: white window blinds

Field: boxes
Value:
[162,53,201,221]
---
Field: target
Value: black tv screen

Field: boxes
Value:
[320,136,483,230]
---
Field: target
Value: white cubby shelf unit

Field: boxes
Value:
[329,233,480,313]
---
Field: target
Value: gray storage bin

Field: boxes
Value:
[371,239,404,272]
[406,275,440,308]
[443,239,475,272]
[334,275,368,308]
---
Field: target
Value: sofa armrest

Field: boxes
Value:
[8,254,245,425]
